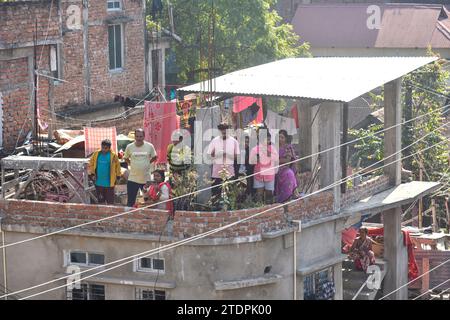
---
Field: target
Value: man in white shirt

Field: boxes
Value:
[206,123,240,198]
[124,128,157,207]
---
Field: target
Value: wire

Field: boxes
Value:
[379,257,450,300]
[0,110,448,252]
[3,131,447,300]
[413,278,450,300]
[429,286,450,300]
[36,72,147,105]
[37,0,54,69]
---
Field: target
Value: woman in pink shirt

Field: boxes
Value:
[249,131,279,204]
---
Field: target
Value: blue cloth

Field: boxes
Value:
[96,152,111,187]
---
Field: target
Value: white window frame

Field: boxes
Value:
[66,250,105,267]
[108,24,124,72]
[107,0,122,11]
[133,257,165,274]
[135,287,166,300]
[67,283,106,300]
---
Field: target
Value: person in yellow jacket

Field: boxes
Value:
[88,139,122,204]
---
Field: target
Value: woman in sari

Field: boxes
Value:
[349,227,376,272]
[275,130,299,203]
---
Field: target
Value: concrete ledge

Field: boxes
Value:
[1,224,263,245]
[262,226,297,239]
[297,254,347,276]
[59,273,176,289]
[214,274,282,291]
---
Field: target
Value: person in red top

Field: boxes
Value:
[249,130,279,204]
[144,170,173,213]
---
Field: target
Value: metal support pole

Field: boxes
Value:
[292,220,301,300]
[1,220,7,300]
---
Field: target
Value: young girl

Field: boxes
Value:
[145,170,173,213]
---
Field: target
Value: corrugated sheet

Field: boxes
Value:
[178,57,437,103]
[291,4,450,49]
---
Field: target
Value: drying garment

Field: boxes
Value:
[367,228,419,281]
[291,104,299,128]
[233,96,263,126]
[265,109,297,137]
[84,127,118,158]
[143,101,180,164]
[316,281,336,300]
[238,102,260,127]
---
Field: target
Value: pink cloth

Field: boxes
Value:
[207,136,240,179]
[249,144,279,182]
[144,101,180,164]
[84,127,117,157]
[233,96,263,124]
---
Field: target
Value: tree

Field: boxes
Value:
[147,0,310,83]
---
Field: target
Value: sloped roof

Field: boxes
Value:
[178,57,437,103]
[292,4,450,49]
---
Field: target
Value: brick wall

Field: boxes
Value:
[0,1,58,151]
[340,175,391,208]
[0,199,170,234]
[0,1,60,50]
[0,0,147,151]
[410,250,450,290]
[0,190,335,240]
[0,57,31,150]
[285,191,334,222]
[173,205,287,239]
[53,0,146,111]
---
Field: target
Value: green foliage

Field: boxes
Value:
[148,0,310,83]
[402,54,449,186]
[349,124,384,172]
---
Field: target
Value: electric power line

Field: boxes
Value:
[4,131,448,300]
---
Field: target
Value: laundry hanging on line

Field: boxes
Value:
[144,101,180,164]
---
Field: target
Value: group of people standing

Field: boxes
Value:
[206,123,301,204]
[88,128,170,211]
[88,123,302,210]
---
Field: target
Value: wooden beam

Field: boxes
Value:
[432,199,438,232]
[421,258,430,295]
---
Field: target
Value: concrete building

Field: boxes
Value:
[291,3,450,59]
[0,0,149,152]
[0,57,441,300]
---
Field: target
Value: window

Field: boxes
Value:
[68,283,105,300]
[107,0,121,10]
[135,288,166,300]
[108,24,123,70]
[303,267,335,300]
[50,45,61,81]
[135,257,165,273]
[68,251,105,266]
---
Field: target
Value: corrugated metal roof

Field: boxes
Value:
[178,57,437,102]
[291,4,450,49]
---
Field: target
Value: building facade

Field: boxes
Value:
[0,0,148,152]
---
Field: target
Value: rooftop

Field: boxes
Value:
[292,3,450,49]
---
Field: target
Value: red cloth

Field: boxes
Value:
[84,127,118,157]
[342,227,358,247]
[366,228,419,281]
[143,101,180,164]
[291,104,299,128]
[233,96,263,124]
